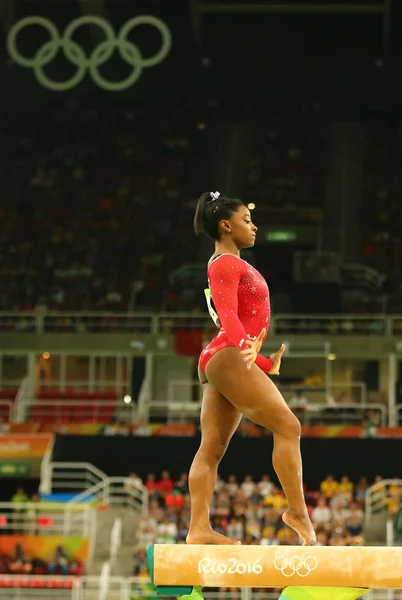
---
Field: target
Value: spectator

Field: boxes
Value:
[241,475,255,498]
[177,518,188,542]
[311,498,332,532]
[348,501,364,523]
[175,472,189,495]
[257,474,274,497]
[315,531,329,546]
[165,491,184,513]
[277,526,298,545]
[132,471,368,558]
[144,473,159,496]
[288,389,309,415]
[117,421,130,436]
[9,543,32,574]
[132,548,148,576]
[11,487,29,533]
[338,476,354,502]
[102,418,119,436]
[320,474,339,499]
[136,516,158,548]
[260,526,278,545]
[361,414,378,438]
[214,475,225,494]
[226,475,239,497]
[345,514,364,543]
[249,485,263,505]
[156,516,178,543]
[262,505,281,529]
[148,499,165,523]
[373,475,386,496]
[304,370,324,387]
[48,545,70,575]
[393,501,402,543]
[11,487,29,506]
[262,487,287,512]
[26,493,41,534]
[355,476,369,506]
[227,517,244,541]
[158,471,174,497]
[124,472,143,495]
[213,489,232,517]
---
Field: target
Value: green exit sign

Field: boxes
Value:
[0,462,28,476]
[266,230,297,242]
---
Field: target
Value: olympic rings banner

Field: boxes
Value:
[7,15,172,91]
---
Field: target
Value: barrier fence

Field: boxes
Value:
[1,311,402,335]
[0,578,400,600]
[0,502,94,538]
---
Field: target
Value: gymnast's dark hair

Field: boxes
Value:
[193,191,244,241]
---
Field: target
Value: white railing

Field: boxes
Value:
[2,310,402,335]
[387,518,394,547]
[48,462,108,495]
[0,501,94,538]
[39,436,54,496]
[68,476,148,515]
[110,518,122,568]
[99,561,111,600]
[37,380,120,391]
[83,575,129,600]
[137,376,152,421]
[149,391,388,425]
[14,374,34,422]
[48,462,147,514]
[300,402,387,426]
[365,478,402,523]
[0,576,81,599]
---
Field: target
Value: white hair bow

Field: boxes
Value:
[210,191,220,201]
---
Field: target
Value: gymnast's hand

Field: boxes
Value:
[240,328,266,370]
[268,343,286,375]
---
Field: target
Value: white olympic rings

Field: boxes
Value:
[7,15,172,91]
[273,555,318,577]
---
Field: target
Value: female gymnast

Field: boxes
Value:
[186,191,316,546]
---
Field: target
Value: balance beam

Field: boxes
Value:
[148,544,402,591]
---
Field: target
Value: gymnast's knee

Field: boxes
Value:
[277,413,301,439]
[199,438,227,464]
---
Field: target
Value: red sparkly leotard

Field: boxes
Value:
[199,253,273,373]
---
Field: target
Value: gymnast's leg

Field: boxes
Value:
[186,367,242,545]
[205,347,316,546]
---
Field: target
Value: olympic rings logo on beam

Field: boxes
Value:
[273,555,318,577]
[7,15,172,91]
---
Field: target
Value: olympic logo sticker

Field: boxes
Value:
[273,555,318,577]
[7,15,172,91]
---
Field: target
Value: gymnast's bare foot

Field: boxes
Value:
[282,509,316,546]
[186,528,241,545]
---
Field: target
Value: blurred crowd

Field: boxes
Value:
[0,542,83,576]
[2,100,402,314]
[132,471,402,584]
[0,487,85,576]
[1,99,209,312]
[244,102,328,210]
[360,114,402,312]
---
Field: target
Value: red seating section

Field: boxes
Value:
[29,390,117,423]
[0,391,17,400]
[0,390,18,422]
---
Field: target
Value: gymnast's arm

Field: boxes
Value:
[208,255,273,373]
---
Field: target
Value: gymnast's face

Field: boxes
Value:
[224,205,257,248]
